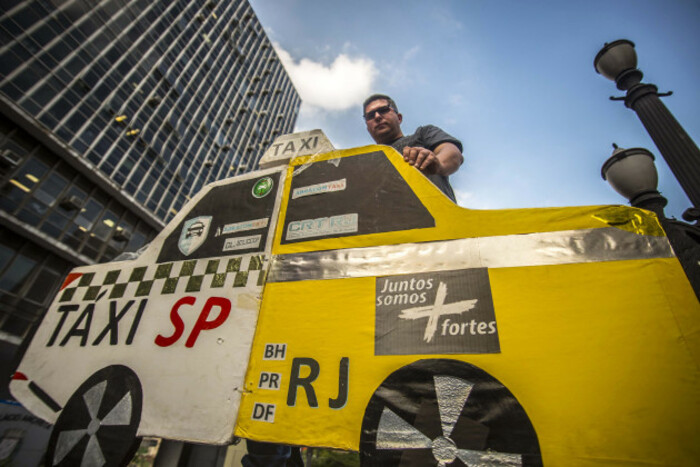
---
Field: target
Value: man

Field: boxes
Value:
[363,94,464,202]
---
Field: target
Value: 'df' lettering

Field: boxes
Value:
[251,403,276,423]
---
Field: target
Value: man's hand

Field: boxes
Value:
[402,142,463,176]
[403,146,440,174]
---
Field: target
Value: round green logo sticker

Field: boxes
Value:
[252,177,273,198]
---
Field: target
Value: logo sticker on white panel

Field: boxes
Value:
[179,216,212,256]
[223,234,261,251]
[286,213,358,240]
[292,178,347,199]
[221,218,269,235]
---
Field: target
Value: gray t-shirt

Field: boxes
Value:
[389,125,462,202]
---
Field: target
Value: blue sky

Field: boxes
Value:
[250,0,700,219]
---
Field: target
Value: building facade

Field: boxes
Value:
[0,0,301,354]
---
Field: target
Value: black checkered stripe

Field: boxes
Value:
[59,255,267,303]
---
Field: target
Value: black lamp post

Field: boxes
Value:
[602,144,700,300]
[594,39,700,212]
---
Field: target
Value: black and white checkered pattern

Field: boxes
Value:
[59,255,267,303]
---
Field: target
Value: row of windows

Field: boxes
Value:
[0,226,72,341]
[2,0,276,138]
[1,0,300,224]
[0,116,156,264]
[4,1,221,126]
[2,0,230,141]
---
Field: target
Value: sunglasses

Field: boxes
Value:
[363,105,395,121]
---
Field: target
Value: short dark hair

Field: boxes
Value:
[363,94,398,114]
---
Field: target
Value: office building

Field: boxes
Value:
[0,0,301,357]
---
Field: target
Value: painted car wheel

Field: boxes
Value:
[360,359,542,466]
[45,365,143,467]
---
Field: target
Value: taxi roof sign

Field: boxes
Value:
[259,129,334,168]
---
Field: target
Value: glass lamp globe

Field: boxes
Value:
[601,145,658,202]
[594,39,637,81]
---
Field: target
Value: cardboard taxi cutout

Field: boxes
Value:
[10,131,700,466]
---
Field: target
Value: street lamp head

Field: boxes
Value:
[601,144,659,205]
[594,39,643,90]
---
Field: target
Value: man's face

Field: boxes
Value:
[364,99,403,144]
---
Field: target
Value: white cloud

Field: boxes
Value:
[403,45,421,61]
[380,44,424,89]
[431,7,463,30]
[293,104,325,132]
[273,42,377,112]
[449,94,464,107]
